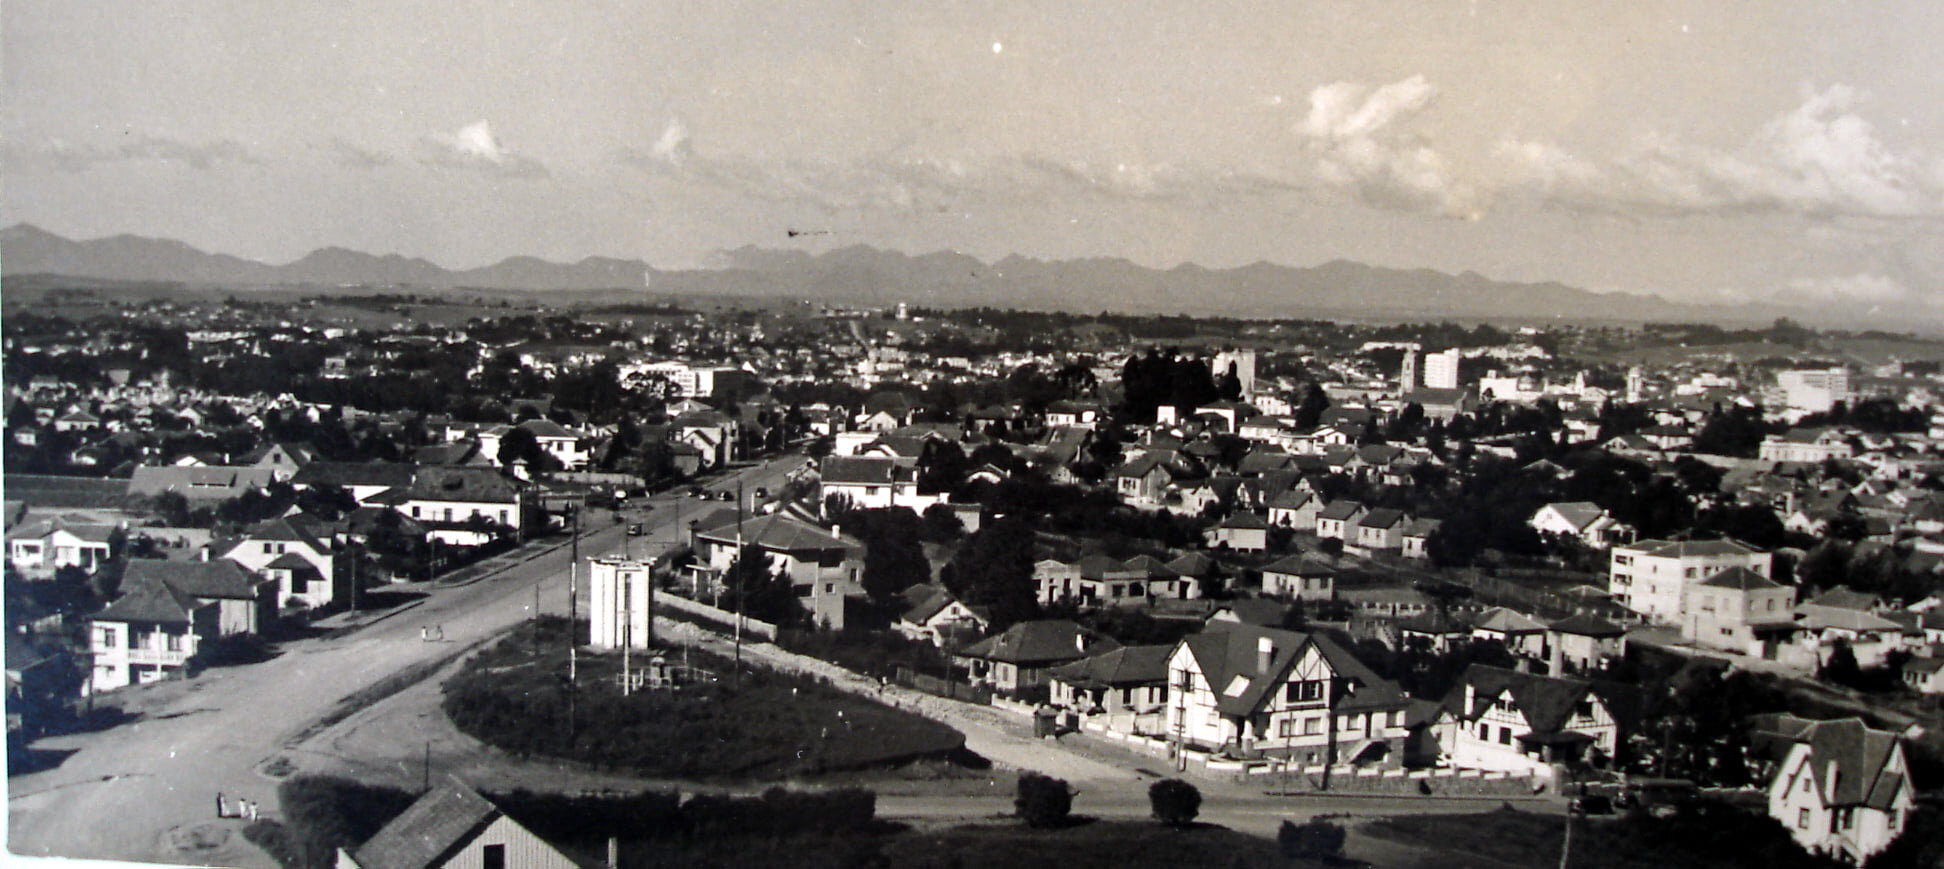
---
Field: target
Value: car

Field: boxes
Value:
[628,524,644,536]
[754,487,769,499]
[718,490,735,501]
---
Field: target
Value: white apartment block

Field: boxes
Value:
[1422,348,1461,390]
[1609,538,1772,624]
[1778,368,1851,414]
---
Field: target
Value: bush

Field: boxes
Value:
[1148,779,1200,827]
[1279,818,1346,860]
[275,775,419,869]
[1015,772,1073,828]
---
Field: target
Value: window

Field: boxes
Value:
[1614,555,1633,566]
[1304,717,1322,735]
[1284,680,1324,703]
[1278,718,1296,738]
[1497,727,1512,745]
[166,632,182,652]
[482,844,505,869]
[1389,710,1403,728]
[98,627,117,649]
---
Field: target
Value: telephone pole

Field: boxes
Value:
[733,479,744,687]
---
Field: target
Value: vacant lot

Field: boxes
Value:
[442,619,967,779]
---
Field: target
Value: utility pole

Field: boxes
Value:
[733,479,744,687]
[568,507,580,742]
[1559,800,1577,869]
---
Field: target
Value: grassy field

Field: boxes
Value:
[441,618,966,780]
[1360,804,1841,869]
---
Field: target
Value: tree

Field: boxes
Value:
[1819,641,1863,689]
[1015,772,1072,828]
[921,503,966,543]
[1295,383,1330,429]
[1216,363,1242,401]
[1278,818,1345,860]
[1148,778,1201,827]
[942,516,1040,629]
[844,508,932,603]
[496,425,560,472]
[724,545,804,627]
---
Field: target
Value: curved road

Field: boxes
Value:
[6,459,796,867]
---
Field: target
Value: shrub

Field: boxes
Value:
[1015,771,1073,828]
[1279,818,1346,860]
[1148,778,1201,827]
[274,775,418,869]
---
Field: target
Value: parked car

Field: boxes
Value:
[628,524,645,536]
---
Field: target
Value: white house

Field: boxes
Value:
[338,780,584,869]
[1529,502,1633,548]
[1165,622,1413,768]
[214,516,341,610]
[1260,555,1336,601]
[5,517,115,578]
[1763,716,1913,865]
[1433,664,1624,777]
[689,511,865,630]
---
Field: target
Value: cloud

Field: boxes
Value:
[1502,85,1944,219]
[4,134,260,172]
[1294,75,1476,218]
[328,137,392,170]
[417,120,548,179]
[1784,272,1916,305]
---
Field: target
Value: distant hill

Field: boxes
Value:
[0,223,1848,327]
[0,224,650,291]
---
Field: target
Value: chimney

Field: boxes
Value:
[1826,761,1840,799]
[1075,630,1088,653]
[1257,636,1275,673]
[607,836,619,868]
[1548,635,1564,676]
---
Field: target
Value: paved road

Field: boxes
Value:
[4,462,739,867]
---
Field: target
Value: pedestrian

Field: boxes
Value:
[216,792,226,819]
[248,800,260,822]
[419,626,428,642]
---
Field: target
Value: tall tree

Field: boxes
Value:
[942,515,1039,628]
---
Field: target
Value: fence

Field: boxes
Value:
[894,667,992,705]
[658,592,778,642]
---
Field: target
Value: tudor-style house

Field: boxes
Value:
[1763,716,1913,865]
[214,516,343,610]
[1433,664,1626,777]
[1165,622,1413,768]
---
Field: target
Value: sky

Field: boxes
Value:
[5,1,1944,313]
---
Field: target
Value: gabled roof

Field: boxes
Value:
[1182,623,1402,718]
[291,461,417,490]
[1318,500,1366,521]
[1048,645,1173,689]
[1214,511,1269,531]
[819,456,901,485]
[1785,718,1907,810]
[1356,508,1407,530]
[1537,502,1606,533]
[1441,664,1622,737]
[405,467,524,505]
[1261,555,1336,577]
[1804,587,1879,612]
[351,781,524,869]
[958,620,1118,666]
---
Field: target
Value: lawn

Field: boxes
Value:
[1360,803,1842,869]
[441,618,966,779]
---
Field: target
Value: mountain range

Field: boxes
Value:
[0,223,1801,326]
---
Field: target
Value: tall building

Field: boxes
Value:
[1625,366,1645,402]
[1423,348,1461,390]
[1399,345,1420,392]
[1213,348,1258,395]
[1777,368,1851,414]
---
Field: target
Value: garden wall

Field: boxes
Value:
[659,593,778,641]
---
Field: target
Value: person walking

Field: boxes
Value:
[216,792,226,819]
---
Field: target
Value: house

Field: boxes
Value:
[1068,554,1154,608]
[1762,717,1913,865]
[1400,517,1439,560]
[290,461,419,504]
[1339,586,1433,619]
[5,517,115,578]
[1433,664,1627,777]
[1315,500,1367,540]
[338,780,586,869]
[1347,508,1408,554]
[1791,591,1907,670]
[119,560,276,637]
[1265,489,1323,530]
[1205,511,1269,552]
[1759,428,1857,464]
[688,511,865,630]
[816,456,942,516]
[128,464,279,503]
[215,516,343,610]
[956,620,1118,696]
[895,584,989,649]
[1049,644,1172,736]
[1545,614,1627,674]
[1260,556,1336,601]
[1397,610,1473,653]
[1679,567,1798,657]
[1165,622,1414,767]
[241,441,319,481]
[88,577,211,693]
[1529,502,1634,548]
[1033,558,1084,607]
[1469,608,1548,658]
[1902,655,1944,695]
[372,467,532,547]
[1608,538,1772,623]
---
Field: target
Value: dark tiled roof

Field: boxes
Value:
[94,577,201,625]
[1318,500,1366,521]
[693,512,859,555]
[1184,623,1402,718]
[1546,613,1626,637]
[291,461,417,490]
[1441,664,1634,737]
[1261,555,1335,577]
[122,559,265,600]
[351,782,503,869]
[959,620,1118,666]
[1699,566,1782,590]
[1048,645,1173,689]
[820,456,899,485]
